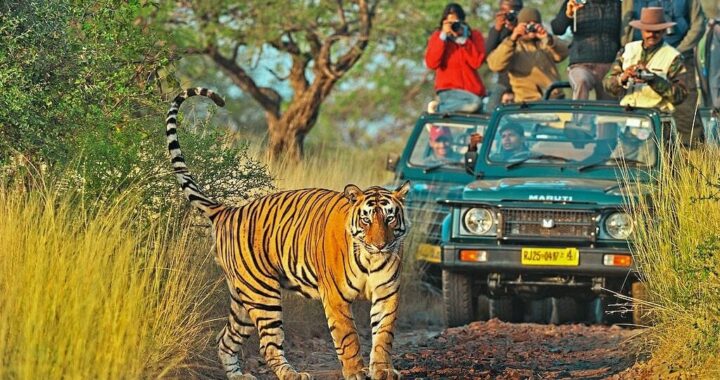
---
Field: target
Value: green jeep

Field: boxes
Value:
[387,112,489,284]
[438,101,675,326]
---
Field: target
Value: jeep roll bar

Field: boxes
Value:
[543,81,572,100]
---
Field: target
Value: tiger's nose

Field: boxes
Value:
[375,242,386,250]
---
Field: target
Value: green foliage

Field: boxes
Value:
[0,0,274,211]
[0,1,161,162]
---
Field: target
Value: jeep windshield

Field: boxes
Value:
[487,111,658,169]
[409,122,487,170]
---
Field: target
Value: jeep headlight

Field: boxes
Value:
[605,212,633,239]
[463,208,495,235]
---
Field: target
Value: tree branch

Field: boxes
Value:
[334,0,373,74]
[336,0,348,34]
[269,31,310,93]
[206,44,281,118]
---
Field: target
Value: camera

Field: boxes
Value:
[451,21,465,34]
[635,69,656,81]
[576,0,587,5]
[526,23,538,33]
[505,9,517,24]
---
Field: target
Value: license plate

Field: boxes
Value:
[415,243,441,263]
[521,247,579,266]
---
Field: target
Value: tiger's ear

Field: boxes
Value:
[394,181,411,202]
[343,184,364,204]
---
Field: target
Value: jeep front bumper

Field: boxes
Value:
[442,244,635,277]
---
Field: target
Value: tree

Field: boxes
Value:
[165,1,385,161]
[165,1,567,158]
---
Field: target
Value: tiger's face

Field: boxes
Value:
[344,182,411,255]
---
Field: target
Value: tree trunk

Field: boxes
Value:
[265,80,332,162]
[267,118,306,163]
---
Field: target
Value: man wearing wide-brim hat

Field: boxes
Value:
[603,7,688,114]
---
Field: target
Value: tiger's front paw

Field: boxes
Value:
[369,366,401,380]
[344,368,368,380]
[227,373,258,380]
[285,372,313,380]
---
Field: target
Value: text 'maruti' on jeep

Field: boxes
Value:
[438,101,676,327]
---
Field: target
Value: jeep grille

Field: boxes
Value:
[499,209,597,241]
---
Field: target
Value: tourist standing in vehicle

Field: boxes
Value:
[551,0,621,100]
[425,3,487,113]
[487,8,569,102]
[485,0,524,110]
[621,0,707,146]
[603,7,688,113]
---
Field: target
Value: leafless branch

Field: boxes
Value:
[334,0,372,74]
[336,0,348,34]
[206,44,281,118]
[231,42,242,62]
[266,67,290,81]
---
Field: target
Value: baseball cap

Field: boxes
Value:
[429,126,452,142]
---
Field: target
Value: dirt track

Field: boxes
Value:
[219,319,644,380]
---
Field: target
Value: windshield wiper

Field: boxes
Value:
[423,161,463,173]
[505,154,569,170]
[577,157,647,172]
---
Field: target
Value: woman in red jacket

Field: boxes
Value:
[425,3,487,113]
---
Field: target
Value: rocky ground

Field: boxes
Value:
[191,318,647,380]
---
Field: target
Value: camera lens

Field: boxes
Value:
[451,21,463,33]
[506,10,517,23]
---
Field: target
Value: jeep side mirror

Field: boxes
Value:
[386,154,399,172]
[464,151,478,176]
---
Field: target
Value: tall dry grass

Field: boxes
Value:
[625,145,720,378]
[0,180,214,379]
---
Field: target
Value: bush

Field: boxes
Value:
[627,146,720,377]
[0,1,274,214]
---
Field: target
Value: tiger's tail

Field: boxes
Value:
[165,87,226,218]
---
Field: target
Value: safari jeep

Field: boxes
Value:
[387,112,489,285]
[438,101,675,327]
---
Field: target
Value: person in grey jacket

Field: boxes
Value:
[551,0,622,100]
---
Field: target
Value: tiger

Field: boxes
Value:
[165,88,410,380]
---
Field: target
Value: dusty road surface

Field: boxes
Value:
[206,319,643,380]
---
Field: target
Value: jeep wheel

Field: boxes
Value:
[442,270,475,327]
[632,282,652,326]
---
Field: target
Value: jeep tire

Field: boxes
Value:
[442,270,475,327]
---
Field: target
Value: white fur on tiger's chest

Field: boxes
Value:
[358,251,401,301]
